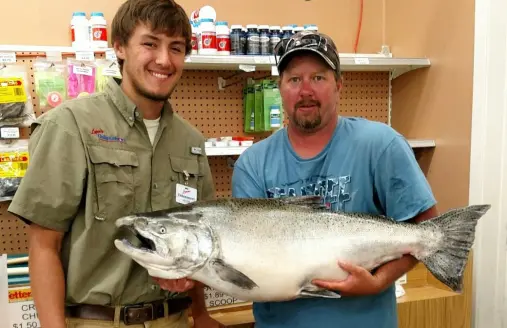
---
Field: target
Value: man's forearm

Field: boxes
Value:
[374,255,419,289]
[29,247,66,328]
[188,282,208,318]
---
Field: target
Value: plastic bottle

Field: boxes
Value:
[269,26,282,54]
[230,25,243,55]
[198,18,217,55]
[258,25,270,55]
[190,5,216,24]
[293,26,304,35]
[89,12,108,48]
[269,105,281,129]
[246,24,260,55]
[241,27,248,55]
[216,21,230,55]
[190,21,198,54]
[282,25,293,39]
[71,12,90,49]
[304,24,319,32]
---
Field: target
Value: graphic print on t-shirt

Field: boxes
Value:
[266,174,352,211]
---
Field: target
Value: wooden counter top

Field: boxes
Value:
[189,285,461,327]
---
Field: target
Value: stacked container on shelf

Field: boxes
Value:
[70,11,109,49]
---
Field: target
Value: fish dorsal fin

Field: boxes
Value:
[278,195,328,210]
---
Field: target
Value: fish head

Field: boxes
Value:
[113,209,215,280]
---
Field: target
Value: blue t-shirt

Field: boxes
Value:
[231,116,436,328]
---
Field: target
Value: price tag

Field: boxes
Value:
[203,286,246,308]
[45,51,62,62]
[239,64,256,72]
[105,49,117,61]
[354,57,370,65]
[0,52,16,64]
[73,65,93,76]
[8,287,41,328]
[0,127,20,139]
[75,51,95,61]
[253,56,271,64]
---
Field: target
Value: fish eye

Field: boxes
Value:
[159,227,167,234]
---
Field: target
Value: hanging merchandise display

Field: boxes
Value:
[0,139,29,202]
[95,59,121,92]
[0,65,36,128]
[33,59,67,111]
[66,58,97,99]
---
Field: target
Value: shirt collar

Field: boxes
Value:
[105,77,173,128]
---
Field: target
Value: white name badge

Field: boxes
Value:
[175,183,197,204]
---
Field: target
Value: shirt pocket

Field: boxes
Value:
[88,145,139,221]
[168,155,205,201]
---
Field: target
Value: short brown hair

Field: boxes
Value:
[111,0,192,70]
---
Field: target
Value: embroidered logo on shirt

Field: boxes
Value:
[91,129,125,143]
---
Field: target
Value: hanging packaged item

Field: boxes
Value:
[0,65,36,127]
[95,59,121,93]
[66,58,97,99]
[0,139,29,202]
[33,59,68,112]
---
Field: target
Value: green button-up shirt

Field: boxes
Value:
[8,77,215,306]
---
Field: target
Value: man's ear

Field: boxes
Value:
[113,40,125,62]
[336,75,343,92]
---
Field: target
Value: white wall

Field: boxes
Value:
[469,0,507,326]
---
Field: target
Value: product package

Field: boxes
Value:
[243,79,255,133]
[0,64,36,127]
[262,79,283,131]
[33,59,68,112]
[95,59,122,92]
[67,58,97,99]
[0,139,29,202]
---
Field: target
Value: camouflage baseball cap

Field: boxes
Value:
[274,30,341,76]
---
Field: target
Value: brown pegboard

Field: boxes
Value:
[0,53,389,254]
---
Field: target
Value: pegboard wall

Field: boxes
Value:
[0,51,390,254]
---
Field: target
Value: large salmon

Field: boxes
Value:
[113,196,490,301]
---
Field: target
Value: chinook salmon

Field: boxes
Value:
[113,196,490,302]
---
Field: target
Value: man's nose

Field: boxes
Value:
[155,49,173,68]
[299,79,314,96]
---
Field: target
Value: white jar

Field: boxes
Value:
[198,18,217,55]
[216,21,230,55]
[270,105,281,129]
[191,20,198,55]
[89,12,108,48]
[71,12,90,49]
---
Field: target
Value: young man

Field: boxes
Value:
[231,31,439,327]
[7,0,222,327]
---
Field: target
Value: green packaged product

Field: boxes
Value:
[33,59,67,112]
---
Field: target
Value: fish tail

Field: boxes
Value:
[418,204,491,293]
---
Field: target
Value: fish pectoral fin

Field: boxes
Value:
[299,286,342,299]
[211,258,258,290]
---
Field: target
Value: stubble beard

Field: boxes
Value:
[291,104,322,132]
[132,77,174,102]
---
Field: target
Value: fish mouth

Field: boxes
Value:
[113,215,193,280]
[114,215,158,254]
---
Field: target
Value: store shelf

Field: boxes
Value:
[205,139,435,156]
[0,45,430,78]
[408,139,436,148]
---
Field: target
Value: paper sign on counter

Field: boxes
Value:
[0,254,8,328]
[8,286,41,328]
[204,286,247,308]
